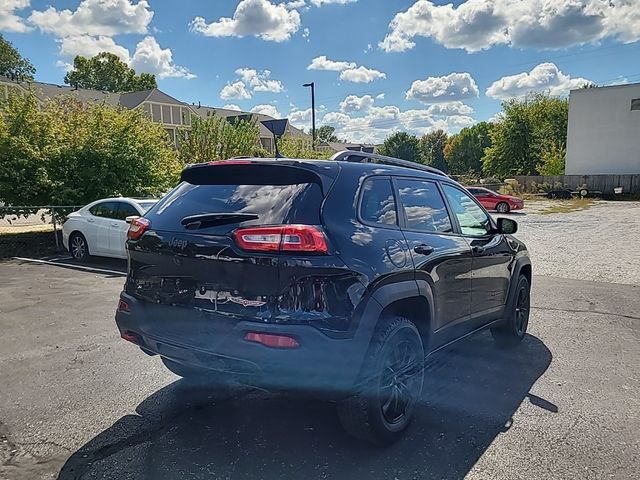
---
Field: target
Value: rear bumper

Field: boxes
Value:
[115,293,365,396]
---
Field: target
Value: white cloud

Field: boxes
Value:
[0,0,31,32]
[288,106,327,130]
[406,72,479,104]
[310,0,357,5]
[340,94,375,113]
[130,36,195,79]
[235,68,284,93]
[379,0,640,53]
[220,81,252,100]
[307,56,385,83]
[307,55,356,71]
[223,104,242,111]
[250,104,282,118]
[59,35,131,63]
[376,93,385,100]
[286,0,307,9]
[302,27,310,41]
[321,103,475,143]
[486,62,591,99]
[30,0,153,37]
[190,0,301,42]
[427,101,474,116]
[340,66,386,83]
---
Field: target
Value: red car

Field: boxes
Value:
[466,186,524,213]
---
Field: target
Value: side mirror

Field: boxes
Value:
[125,215,139,224]
[497,217,517,235]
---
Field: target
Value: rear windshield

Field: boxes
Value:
[145,180,324,232]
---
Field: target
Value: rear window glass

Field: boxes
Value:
[359,177,397,226]
[145,181,323,232]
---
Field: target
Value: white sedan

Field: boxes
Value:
[62,197,158,261]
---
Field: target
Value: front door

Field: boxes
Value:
[441,184,513,322]
[88,202,119,254]
[394,178,473,348]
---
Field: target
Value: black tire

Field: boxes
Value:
[337,317,424,445]
[69,232,89,262]
[496,202,510,213]
[491,275,530,347]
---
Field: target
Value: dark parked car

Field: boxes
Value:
[115,151,532,445]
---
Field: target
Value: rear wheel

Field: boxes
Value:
[496,202,510,213]
[337,317,424,445]
[69,232,89,262]
[492,275,530,347]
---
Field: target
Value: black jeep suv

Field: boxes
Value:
[115,151,531,445]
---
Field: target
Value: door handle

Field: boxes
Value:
[472,245,486,254]
[87,218,95,223]
[414,244,434,255]
[111,223,119,227]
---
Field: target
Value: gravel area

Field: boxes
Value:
[502,200,640,285]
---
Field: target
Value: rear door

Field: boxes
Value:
[111,201,140,258]
[88,202,118,254]
[394,177,473,347]
[125,162,335,345]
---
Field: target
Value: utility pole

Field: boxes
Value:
[303,82,316,144]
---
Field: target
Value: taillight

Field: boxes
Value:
[244,332,300,349]
[127,217,150,240]
[233,225,328,253]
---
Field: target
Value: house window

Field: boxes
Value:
[165,128,176,145]
[171,106,181,125]
[162,105,171,124]
[260,137,273,152]
[181,108,191,126]
[152,104,162,122]
[631,99,640,111]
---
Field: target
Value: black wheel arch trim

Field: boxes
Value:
[504,257,532,318]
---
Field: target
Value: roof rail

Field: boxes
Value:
[330,150,448,177]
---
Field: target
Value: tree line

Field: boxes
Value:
[378,93,568,178]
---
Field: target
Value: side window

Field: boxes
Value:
[396,179,452,233]
[115,202,140,221]
[359,177,397,226]
[89,202,118,219]
[442,184,492,236]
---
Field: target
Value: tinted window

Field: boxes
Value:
[136,200,158,213]
[442,184,492,236]
[145,175,324,233]
[359,178,397,226]
[115,202,140,220]
[89,202,119,219]
[396,179,452,233]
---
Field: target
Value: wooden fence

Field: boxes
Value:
[511,175,640,195]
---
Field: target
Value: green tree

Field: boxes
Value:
[444,122,494,175]
[64,52,157,93]
[317,125,339,143]
[0,34,35,80]
[538,144,566,175]
[378,132,421,163]
[420,129,448,172]
[279,136,332,159]
[178,113,263,163]
[482,94,568,177]
[0,90,181,206]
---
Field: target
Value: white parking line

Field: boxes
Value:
[12,257,126,276]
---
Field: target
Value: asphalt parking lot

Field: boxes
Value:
[1,203,639,480]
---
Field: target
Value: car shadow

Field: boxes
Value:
[57,332,553,480]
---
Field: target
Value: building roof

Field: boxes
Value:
[1,75,309,140]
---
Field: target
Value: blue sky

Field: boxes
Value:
[2,0,639,142]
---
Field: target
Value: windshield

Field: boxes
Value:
[2,1,637,479]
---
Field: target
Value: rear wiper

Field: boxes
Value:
[181,212,259,229]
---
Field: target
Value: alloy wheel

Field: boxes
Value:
[379,338,422,425]
[71,235,86,259]
[514,285,530,336]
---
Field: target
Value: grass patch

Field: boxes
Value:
[537,198,597,215]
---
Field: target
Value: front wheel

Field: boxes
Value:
[496,202,510,213]
[492,275,530,347]
[69,232,89,262]
[337,317,424,445]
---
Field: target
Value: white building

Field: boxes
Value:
[566,83,640,175]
